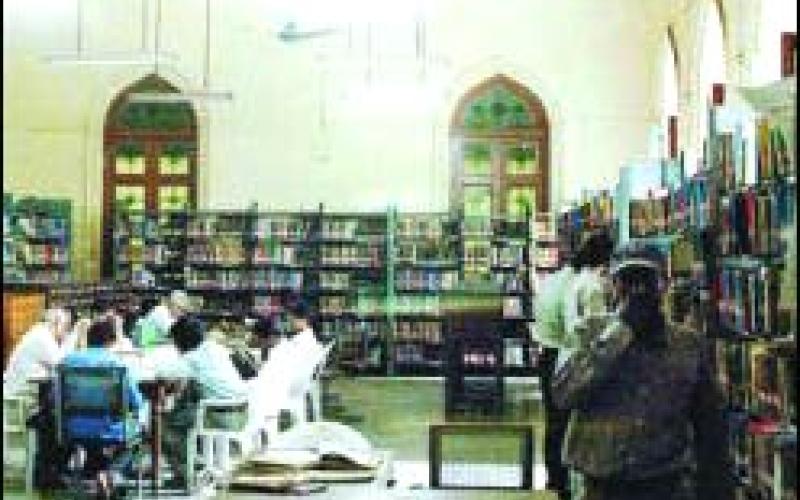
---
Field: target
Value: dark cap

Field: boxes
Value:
[611,242,666,277]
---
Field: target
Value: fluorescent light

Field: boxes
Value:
[127,91,234,104]
[43,51,178,66]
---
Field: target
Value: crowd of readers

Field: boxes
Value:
[3,292,321,493]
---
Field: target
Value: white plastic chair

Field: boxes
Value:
[283,343,328,426]
[187,398,264,491]
[308,343,334,422]
[3,389,37,493]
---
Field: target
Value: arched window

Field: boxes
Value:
[450,75,549,220]
[690,0,726,175]
[700,0,727,94]
[102,74,197,276]
[660,28,680,157]
[752,0,797,84]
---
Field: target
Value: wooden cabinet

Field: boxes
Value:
[2,290,46,369]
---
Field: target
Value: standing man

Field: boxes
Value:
[553,243,734,500]
[533,230,614,500]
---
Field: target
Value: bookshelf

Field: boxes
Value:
[314,210,389,375]
[3,195,72,284]
[706,78,796,500]
[390,212,456,375]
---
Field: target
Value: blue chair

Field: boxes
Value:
[54,365,143,498]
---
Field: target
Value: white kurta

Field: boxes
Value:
[3,323,62,396]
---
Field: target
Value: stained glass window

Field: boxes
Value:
[104,74,197,277]
[452,76,549,221]
[462,85,533,130]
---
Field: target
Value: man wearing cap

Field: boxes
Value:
[552,243,734,500]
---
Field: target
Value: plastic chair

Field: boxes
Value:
[309,342,334,422]
[284,344,327,426]
[3,390,36,489]
[187,398,263,491]
[54,365,144,498]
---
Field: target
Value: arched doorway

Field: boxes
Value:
[449,74,550,219]
[102,74,197,277]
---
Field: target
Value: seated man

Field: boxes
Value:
[133,290,192,348]
[285,299,323,358]
[4,308,74,397]
[163,315,249,489]
[59,317,145,495]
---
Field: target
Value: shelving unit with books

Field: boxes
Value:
[705,77,796,500]
[113,210,188,290]
[250,211,314,318]
[557,191,614,266]
[313,210,389,375]
[390,212,457,375]
[185,211,252,320]
[455,213,537,377]
[2,195,72,284]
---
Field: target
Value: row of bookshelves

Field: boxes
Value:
[113,207,544,375]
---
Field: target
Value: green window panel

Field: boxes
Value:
[158,186,190,211]
[462,85,533,130]
[463,143,491,177]
[114,186,146,212]
[159,155,190,175]
[507,188,535,219]
[463,186,492,218]
[507,144,538,175]
[159,143,193,175]
[115,143,146,175]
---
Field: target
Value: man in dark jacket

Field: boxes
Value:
[553,243,735,500]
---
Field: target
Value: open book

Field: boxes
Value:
[246,421,380,473]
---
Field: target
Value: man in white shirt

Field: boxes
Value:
[285,300,322,359]
[161,315,247,490]
[3,308,73,396]
[533,230,614,500]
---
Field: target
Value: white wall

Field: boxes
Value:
[4,0,668,279]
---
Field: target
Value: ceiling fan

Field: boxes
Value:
[277,21,337,42]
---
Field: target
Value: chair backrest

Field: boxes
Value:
[55,365,128,445]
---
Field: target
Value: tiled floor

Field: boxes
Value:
[4,377,557,499]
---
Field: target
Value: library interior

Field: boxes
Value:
[2,1,797,499]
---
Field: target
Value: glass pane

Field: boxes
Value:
[115,155,145,175]
[463,186,492,218]
[463,143,491,177]
[507,144,539,175]
[507,187,535,219]
[158,186,189,211]
[159,155,190,175]
[463,85,533,130]
[115,186,146,212]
